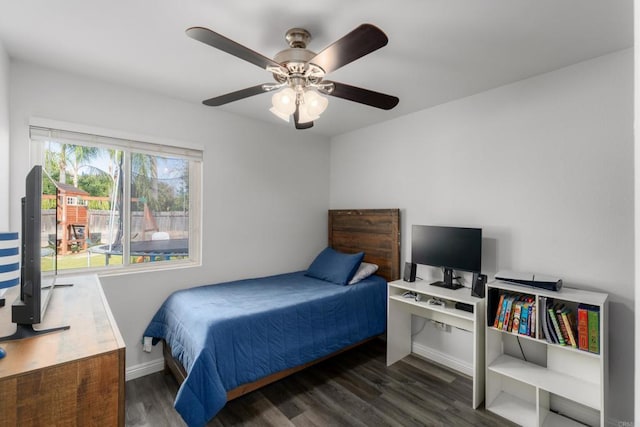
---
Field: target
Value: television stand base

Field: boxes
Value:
[0,323,70,342]
[429,281,464,290]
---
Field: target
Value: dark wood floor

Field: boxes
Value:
[125,339,516,426]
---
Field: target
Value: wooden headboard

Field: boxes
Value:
[328,209,400,282]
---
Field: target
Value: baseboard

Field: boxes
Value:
[411,342,473,377]
[126,358,165,381]
[129,343,470,382]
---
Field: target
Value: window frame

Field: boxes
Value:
[29,118,203,274]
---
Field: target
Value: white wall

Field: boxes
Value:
[0,41,9,230]
[330,49,634,423]
[8,61,331,370]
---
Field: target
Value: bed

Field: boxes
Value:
[143,209,400,426]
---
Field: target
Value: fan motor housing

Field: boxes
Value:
[273,48,316,67]
[273,49,321,84]
[272,28,324,83]
[275,28,316,70]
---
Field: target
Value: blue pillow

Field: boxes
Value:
[305,247,365,285]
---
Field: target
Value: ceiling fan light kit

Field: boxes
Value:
[301,90,329,120]
[186,23,399,129]
[269,86,328,124]
[270,87,297,122]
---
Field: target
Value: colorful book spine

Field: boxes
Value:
[588,306,600,354]
[511,296,528,332]
[548,305,566,345]
[506,297,516,332]
[497,295,510,329]
[530,302,536,338]
[577,304,589,351]
[511,302,522,333]
[546,307,559,343]
[493,294,505,328]
[502,296,515,331]
[518,302,529,335]
[555,305,571,344]
[560,309,577,348]
[526,297,535,336]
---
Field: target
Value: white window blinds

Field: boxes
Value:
[29,126,203,161]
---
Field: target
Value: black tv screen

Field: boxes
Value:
[411,225,482,289]
[1,165,69,342]
[13,165,43,324]
[11,164,60,326]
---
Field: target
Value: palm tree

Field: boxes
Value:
[68,145,99,187]
[131,153,159,209]
[54,143,99,187]
[58,144,67,185]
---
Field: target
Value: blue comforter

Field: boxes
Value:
[143,271,387,426]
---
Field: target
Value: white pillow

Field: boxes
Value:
[348,262,379,284]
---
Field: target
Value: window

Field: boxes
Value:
[65,196,86,206]
[30,126,202,273]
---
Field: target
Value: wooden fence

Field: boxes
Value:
[42,210,189,245]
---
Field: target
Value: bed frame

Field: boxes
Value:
[328,208,400,282]
[163,208,400,401]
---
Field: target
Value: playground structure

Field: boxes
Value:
[45,168,189,265]
[55,182,90,255]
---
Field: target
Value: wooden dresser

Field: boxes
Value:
[0,275,125,426]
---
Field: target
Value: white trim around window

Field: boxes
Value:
[28,117,203,275]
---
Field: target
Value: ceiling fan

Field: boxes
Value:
[186,24,399,129]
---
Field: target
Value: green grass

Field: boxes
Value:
[41,251,180,271]
[42,252,123,271]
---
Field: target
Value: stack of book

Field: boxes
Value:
[491,292,600,354]
[492,292,537,337]
[538,297,600,354]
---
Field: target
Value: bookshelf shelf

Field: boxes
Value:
[485,281,608,426]
[487,326,540,343]
[388,294,475,322]
[488,354,600,409]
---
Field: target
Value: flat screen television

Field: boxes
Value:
[0,165,69,341]
[411,225,482,290]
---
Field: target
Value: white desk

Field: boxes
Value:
[386,279,485,408]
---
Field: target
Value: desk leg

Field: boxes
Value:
[472,298,485,408]
[387,298,412,366]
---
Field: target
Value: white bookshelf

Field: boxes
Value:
[485,281,608,426]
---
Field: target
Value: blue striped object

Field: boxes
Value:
[0,232,20,289]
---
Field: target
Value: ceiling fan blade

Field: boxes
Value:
[324,81,399,110]
[293,106,314,129]
[307,24,388,74]
[203,84,269,106]
[187,27,285,72]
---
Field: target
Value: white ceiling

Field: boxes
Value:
[0,0,633,137]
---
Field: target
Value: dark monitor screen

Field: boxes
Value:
[18,165,43,323]
[411,225,482,273]
[1,165,69,342]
